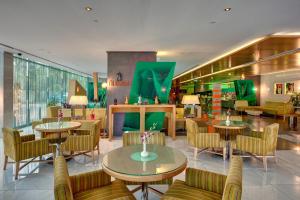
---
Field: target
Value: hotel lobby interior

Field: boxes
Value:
[1,1,300,200]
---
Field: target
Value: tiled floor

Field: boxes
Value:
[0,116,300,200]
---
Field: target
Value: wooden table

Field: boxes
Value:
[35,121,81,155]
[102,144,187,199]
[213,120,248,159]
[108,104,176,141]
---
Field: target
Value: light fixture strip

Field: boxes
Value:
[179,48,300,84]
[173,35,270,80]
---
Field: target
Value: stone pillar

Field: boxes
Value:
[3,52,14,128]
[106,51,156,136]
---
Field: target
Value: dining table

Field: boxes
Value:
[35,121,81,155]
[102,144,187,200]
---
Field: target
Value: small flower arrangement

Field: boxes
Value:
[141,122,158,143]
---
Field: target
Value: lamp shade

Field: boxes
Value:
[181,95,200,105]
[69,95,88,105]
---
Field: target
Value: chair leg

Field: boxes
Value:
[230,147,233,159]
[3,155,8,170]
[97,144,100,155]
[92,150,95,164]
[194,148,198,160]
[223,147,226,161]
[15,162,20,180]
[263,157,268,171]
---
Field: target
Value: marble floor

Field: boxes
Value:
[0,116,300,200]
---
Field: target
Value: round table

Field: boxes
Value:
[35,121,81,155]
[213,120,248,159]
[102,144,187,200]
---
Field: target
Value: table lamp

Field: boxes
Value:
[69,95,88,119]
[181,95,200,118]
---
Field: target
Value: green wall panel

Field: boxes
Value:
[123,62,175,131]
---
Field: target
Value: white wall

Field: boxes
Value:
[260,70,300,105]
[0,50,4,134]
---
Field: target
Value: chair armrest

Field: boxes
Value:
[195,133,221,148]
[70,170,111,194]
[185,167,227,195]
[21,134,35,142]
[248,131,262,138]
[20,139,54,160]
[236,135,267,155]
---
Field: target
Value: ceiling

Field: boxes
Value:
[0,0,300,76]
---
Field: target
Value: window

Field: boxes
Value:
[13,57,88,128]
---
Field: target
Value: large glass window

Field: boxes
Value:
[13,57,88,128]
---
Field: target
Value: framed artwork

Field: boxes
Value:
[285,82,294,94]
[274,83,283,95]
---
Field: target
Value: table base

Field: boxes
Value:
[141,183,148,200]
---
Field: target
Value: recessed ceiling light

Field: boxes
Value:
[224,7,231,11]
[85,6,92,11]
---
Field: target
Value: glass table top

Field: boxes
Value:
[35,121,81,132]
[212,120,248,129]
[102,144,187,176]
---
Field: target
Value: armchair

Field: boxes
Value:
[2,128,56,179]
[186,119,226,160]
[54,156,134,200]
[122,131,172,194]
[235,123,279,171]
[162,156,243,200]
[61,120,101,163]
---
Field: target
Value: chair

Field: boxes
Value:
[54,156,135,200]
[86,108,107,131]
[122,131,172,194]
[162,156,243,200]
[234,123,279,171]
[186,119,226,160]
[61,120,101,163]
[47,106,61,118]
[2,128,56,180]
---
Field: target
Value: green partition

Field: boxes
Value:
[123,62,175,131]
[234,80,257,106]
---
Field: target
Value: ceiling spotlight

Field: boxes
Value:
[85,6,92,11]
[224,7,231,11]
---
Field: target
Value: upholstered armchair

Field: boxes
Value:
[2,128,56,180]
[234,123,279,171]
[122,131,172,194]
[86,108,107,130]
[162,156,243,200]
[54,156,135,200]
[186,119,226,160]
[61,120,100,162]
[234,100,249,113]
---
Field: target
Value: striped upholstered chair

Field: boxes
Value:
[122,131,172,194]
[162,156,243,200]
[234,123,279,171]
[54,156,135,200]
[61,120,101,163]
[186,119,226,160]
[2,128,56,180]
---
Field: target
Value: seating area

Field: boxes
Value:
[1,1,300,200]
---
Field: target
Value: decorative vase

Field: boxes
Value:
[226,115,230,126]
[141,142,149,157]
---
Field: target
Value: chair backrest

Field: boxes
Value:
[85,108,106,129]
[54,156,74,200]
[222,156,243,200]
[42,117,71,123]
[234,100,248,108]
[186,119,198,146]
[47,106,61,118]
[2,128,21,161]
[176,108,184,118]
[261,123,279,154]
[73,120,100,147]
[123,131,165,146]
[215,115,242,121]
[61,108,72,118]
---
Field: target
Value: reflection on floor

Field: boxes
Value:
[0,116,300,200]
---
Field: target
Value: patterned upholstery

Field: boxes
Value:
[235,123,279,170]
[186,119,225,159]
[61,120,101,161]
[235,123,279,156]
[54,156,134,200]
[2,127,55,179]
[162,156,243,200]
[122,131,172,186]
